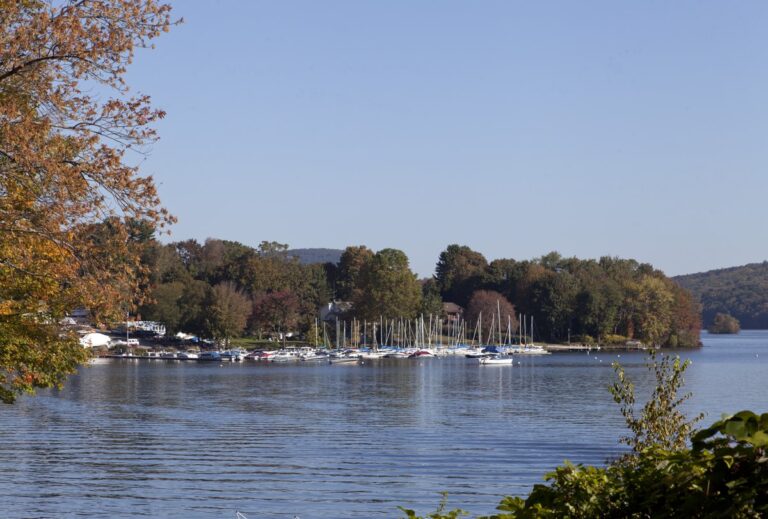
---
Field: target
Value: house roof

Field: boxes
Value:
[443,302,463,314]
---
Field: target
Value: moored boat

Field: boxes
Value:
[515,345,550,355]
[359,350,387,360]
[198,351,222,361]
[270,351,299,362]
[479,355,514,365]
[384,350,409,359]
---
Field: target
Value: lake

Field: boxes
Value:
[1,331,766,518]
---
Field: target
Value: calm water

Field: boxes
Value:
[1,331,767,518]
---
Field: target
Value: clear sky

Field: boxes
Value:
[126,1,768,278]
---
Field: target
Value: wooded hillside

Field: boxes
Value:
[674,262,768,329]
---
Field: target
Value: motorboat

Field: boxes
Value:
[328,352,360,364]
[251,351,275,362]
[358,350,387,360]
[221,349,246,361]
[198,351,222,361]
[270,352,298,362]
[384,350,409,359]
[300,351,329,362]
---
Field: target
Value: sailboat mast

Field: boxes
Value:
[497,300,502,346]
[478,311,483,346]
[523,314,527,345]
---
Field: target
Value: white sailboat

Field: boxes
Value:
[479,355,514,365]
[518,315,550,355]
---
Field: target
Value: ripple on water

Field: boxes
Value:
[1,332,767,518]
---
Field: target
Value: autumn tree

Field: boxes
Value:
[0,0,176,403]
[667,283,702,346]
[250,291,300,337]
[632,275,675,346]
[465,290,517,342]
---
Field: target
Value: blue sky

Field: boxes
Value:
[127,1,768,277]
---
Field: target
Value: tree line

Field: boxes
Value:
[138,240,701,348]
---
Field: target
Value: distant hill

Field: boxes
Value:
[673,262,768,329]
[287,248,343,265]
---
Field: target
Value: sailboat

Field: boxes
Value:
[518,315,550,355]
[479,355,514,365]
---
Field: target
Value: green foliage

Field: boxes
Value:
[529,271,578,342]
[138,238,333,339]
[708,312,741,334]
[433,249,700,347]
[0,320,87,404]
[694,410,768,448]
[632,276,675,346]
[485,412,768,518]
[205,282,250,345]
[336,246,374,301]
[420,278,445,317]
[602,334,628,345]
[353,248,422,321]
[138,240,700,348]
[610,350,703,454]
[398,492,468,519]
[435,245,489,307]
[140,281,184,335]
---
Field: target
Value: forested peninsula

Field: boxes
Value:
[673,261,768,329]
[136,239,701,348]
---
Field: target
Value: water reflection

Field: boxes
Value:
[1,331,766,518]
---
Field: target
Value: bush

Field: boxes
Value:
[487,411,768,518]
[573,334,594,345]
[708,313,741,334]
[602,334,628,345]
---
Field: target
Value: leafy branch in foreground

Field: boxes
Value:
[488,411,768,518]
[610,349,703,454]
[398,492,468,519]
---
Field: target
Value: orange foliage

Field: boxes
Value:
[0,0,177,402]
